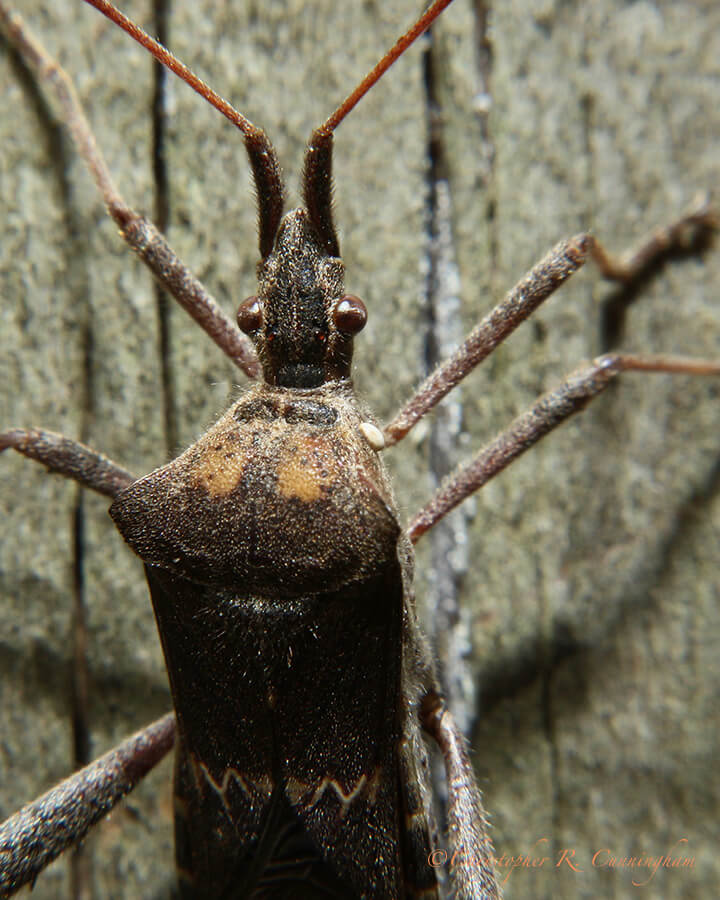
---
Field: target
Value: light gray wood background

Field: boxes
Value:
[1,1,718,897]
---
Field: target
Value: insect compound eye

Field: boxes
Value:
[333,295,367,335]
[237,296,263,334]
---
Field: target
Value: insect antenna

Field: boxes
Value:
[85,0,453,260]
[83,0,283,258]
[302,0,454,256]
[321,0,454,134]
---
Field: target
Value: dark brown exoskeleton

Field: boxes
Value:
[0,1,501,897]
[107,139,459,896]
[1,0,719,897]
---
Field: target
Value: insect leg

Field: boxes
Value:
[408,352,720,542]
[1,428,134,498]
[0,712,175,897]
[384,234,591,444]
[589,194,717,282]
[384,200,717,445]
[421,691,500,900]
[0,4,259,377]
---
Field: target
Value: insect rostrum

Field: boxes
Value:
[1,0,719,898]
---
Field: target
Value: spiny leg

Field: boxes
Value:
[384,234,590,445]
[383,197,717,445]
[0,713,176,897]
[0,429,135,498]
[0,427,145,895]
[589,194,718,282]
[421,692,500,900]
[0,3,259,378]
[411,348,718,897]
[389,171,715,900]
[408,353,720,544]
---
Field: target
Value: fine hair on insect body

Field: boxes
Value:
[1,1,719,898]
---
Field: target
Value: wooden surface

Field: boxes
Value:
[1,1,718,897]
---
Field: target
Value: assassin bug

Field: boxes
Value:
[1,0,719,897]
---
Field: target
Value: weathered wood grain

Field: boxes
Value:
[1,1,718,897]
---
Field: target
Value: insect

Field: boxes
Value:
[1,0,718,897]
